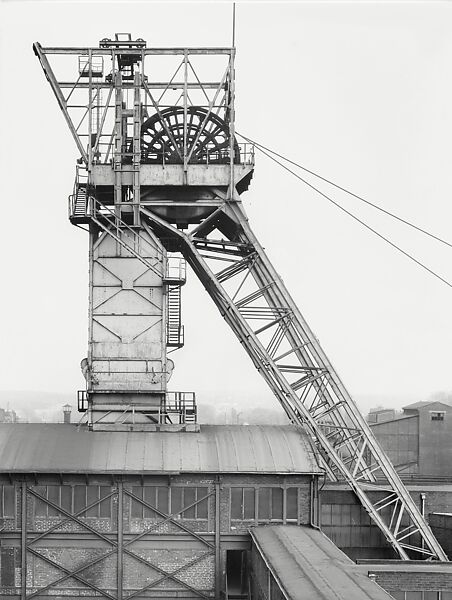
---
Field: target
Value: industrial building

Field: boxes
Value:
[1,32,452,599]
[0,423,321,598]
[369,401,452,477]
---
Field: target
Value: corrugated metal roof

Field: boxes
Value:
[403,400,452,411]
[0,424,321,474]
[250,526,393,600]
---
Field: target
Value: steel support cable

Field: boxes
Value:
[237,132,452,250]
[241,140,452,290]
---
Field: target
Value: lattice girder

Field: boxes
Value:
[140,201,447,561]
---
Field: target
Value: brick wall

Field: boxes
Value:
[372,569,452,595]
[0,473,314,598]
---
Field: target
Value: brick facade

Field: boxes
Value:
[0,474,315,598]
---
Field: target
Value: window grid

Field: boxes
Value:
[33,485,112,518]
[230,486,299,523]
[131,486,209,520]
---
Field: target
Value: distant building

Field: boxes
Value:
[366,407,397,424]
[369,400,452,477]
[0,407,18,423]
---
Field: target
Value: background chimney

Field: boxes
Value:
[62,404,72,424]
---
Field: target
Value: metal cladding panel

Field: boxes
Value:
[0,424,321,474]
[251,526,393,600]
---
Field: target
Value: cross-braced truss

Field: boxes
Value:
[22,482,215,599]
[139,197,447,561]
[33,39,236,171]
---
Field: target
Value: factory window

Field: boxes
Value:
[286,487,298,521]
[230,487,299,523]
[258,487,283,522]
[131,486,208,520]
[131,486,169,518]
[34,485,111,518]
[170,487,209,520]
[78,486,112,518]
[231,487,255,520]
[431,412,445,421]
[0,485,15,518]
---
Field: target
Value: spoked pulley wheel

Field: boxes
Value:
[139,106,240,164]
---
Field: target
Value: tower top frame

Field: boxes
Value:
[33,35,248,177]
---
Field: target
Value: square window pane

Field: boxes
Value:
[34,486,47,517]
[99,487,111,518]
[231,488,243,520]
[86,486,99,517]
[441,594,452,600]
[47,486,60,516]
[74,486,86,515]
[286,488,297,520]
[424,593,439,600]
[143,487,156,518]
[259,488,271,520]
[183,488,196,518]
[171,487,183,516]
[157,487,169,515]
[3,486,15,518]
[271,488,283,520]
[61,486,72,513]
[196,488,208,519]
[131,487,143,518]
[243,488,255,520]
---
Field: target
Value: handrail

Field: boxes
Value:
[68,136,254,166]
[93,198,164,262]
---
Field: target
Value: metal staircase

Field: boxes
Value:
[167,285,184,348]
[160,392,197,424]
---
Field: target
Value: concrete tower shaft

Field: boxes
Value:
[34,34,253,430]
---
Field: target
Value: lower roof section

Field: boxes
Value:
[0,423,321,475]
[250,526,393,600]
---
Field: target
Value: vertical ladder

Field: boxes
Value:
[167,285,184,348]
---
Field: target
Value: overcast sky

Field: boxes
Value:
[1,0,452,416]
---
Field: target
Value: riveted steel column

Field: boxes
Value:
[117,482,123,600]
[21,482,27,600]
[215,480,221,599]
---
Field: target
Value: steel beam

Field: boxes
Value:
[215,480,221,600]
[140,205,448,562]
[21,482,27,600]
[39,47,232,55]
[117,481,123,600]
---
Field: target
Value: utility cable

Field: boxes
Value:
[244,141,452,290]
[237,132,452,250]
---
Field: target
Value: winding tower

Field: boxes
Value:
[34,33,447,562]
